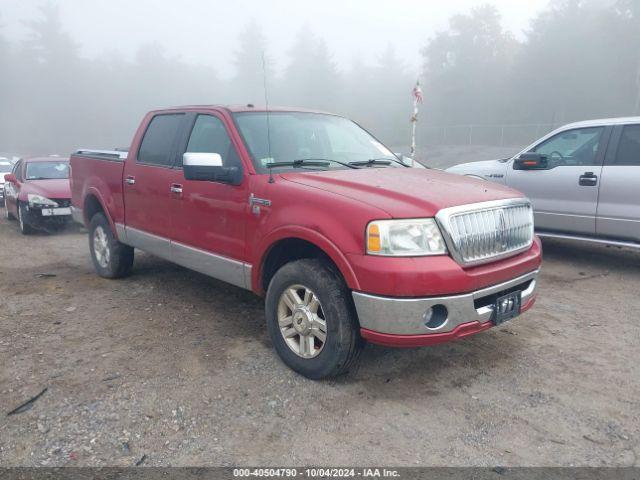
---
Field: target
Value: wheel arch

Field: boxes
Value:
[254,227,360,295]
[83,189,118,237]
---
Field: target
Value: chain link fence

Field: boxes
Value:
[420,123,560,147]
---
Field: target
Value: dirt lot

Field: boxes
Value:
[0,208,638,467]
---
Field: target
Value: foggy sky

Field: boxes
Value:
[1,0,549,78]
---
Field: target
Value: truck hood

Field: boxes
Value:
[446,159,509,178]
[20,179,71,200]
[281,167,523,218]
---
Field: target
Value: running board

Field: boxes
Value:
[537,232,640,250]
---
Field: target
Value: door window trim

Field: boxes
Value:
[135,113,187,169]
[13,160,24,181]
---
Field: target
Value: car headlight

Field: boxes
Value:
[27,194,58,207]
[366,218,447,256]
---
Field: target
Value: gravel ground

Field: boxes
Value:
[0,207,638,467]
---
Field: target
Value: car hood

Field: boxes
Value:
[446,159,508,175]
[280,167,523,218]
[20,179,71,199]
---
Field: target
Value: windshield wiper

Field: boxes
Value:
[267,159,330,169]
[348,158,393,167]
[268,158,359,169]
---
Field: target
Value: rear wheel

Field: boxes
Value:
[265,259,363,379]
[17,202,35,235]
[88,213,134,278]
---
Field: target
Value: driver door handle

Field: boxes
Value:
[579,172,598,186]
[125,175,136,185]
[170,183,183,194]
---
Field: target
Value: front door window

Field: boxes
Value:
[533,127,604,168]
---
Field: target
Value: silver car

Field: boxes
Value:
[446,117,640,248]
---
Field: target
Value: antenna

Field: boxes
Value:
[262,51,275,184]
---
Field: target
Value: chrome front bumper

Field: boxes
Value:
[352,269,538,336]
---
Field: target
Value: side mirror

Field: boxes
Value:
[513,152,549,170]
[4,173,17,183]
[183,152,242,185]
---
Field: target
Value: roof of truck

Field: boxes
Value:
[163,104,336,115]
[561,116,640,129]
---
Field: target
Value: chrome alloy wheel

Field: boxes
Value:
[277,284,327,359]
[93,225,110,268]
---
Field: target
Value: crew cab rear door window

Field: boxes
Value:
[612,124,640,166]
[137,114,184,167]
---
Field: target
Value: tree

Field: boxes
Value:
[421,5,518,130]
[0,11,11,153]
[366,45,413,146]
[24,1,79,67]
[614,0,640,114]
[9,2,83,153]
[512,0,640,124]
[231,19,272,104]
[279,27,341,111]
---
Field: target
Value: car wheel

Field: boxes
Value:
[5,204,15,221]
[265,258,363,379]
[18,202,35,235]
[88,212,134,278]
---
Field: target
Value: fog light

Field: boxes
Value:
[423,304,448,330]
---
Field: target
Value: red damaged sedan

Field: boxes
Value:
[4,157,72,234]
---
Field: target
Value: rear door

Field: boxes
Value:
[122,113,185,258]
[596,123,640,242]
[506,126,610,235]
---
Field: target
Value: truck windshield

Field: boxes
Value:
[25,161,70,180]
[233,112,404,173]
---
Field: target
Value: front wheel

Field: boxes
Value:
[88,213,134,278]
[265,259,363,379]
[18,202,35,235]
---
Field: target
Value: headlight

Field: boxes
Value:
[366,218,447,256]
[27,194,58,207]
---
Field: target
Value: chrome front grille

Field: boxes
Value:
[436,199,534,266]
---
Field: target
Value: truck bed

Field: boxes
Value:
[70,149,128,227]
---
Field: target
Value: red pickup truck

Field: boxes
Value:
[71,105,541,379]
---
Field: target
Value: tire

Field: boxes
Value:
[17,202,35,235]
[5,204,15,220]
[265,258,363,379]
[88,212,134,278]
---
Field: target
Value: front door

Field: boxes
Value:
[122,113,185,258]
[596,124,640,242]
[170,113,249,288]
[506,126,609,235]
